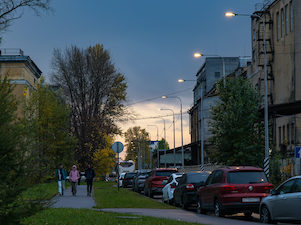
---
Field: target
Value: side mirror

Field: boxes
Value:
[270,189,279,195]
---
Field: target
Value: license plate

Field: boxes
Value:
[242,197,260,203]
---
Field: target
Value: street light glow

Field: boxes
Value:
[161,95,167,99]
[178,79,185,83]
[225,12,236,17]
[193,52,203,58]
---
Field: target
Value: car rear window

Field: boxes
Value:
[120,162,134,167]
[156,171,176,177]
[227,171,268,184]
[187,173,209,183]
[125,173,136,178]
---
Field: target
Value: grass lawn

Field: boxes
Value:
[94,181,174,209]
[23,208,201,225]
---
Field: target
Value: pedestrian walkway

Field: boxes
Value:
[52,185,96,209]
[100,208,263,225]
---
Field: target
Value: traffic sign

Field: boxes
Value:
[112,142,124,153]
[296,146,301,159]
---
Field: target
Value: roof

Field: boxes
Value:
[154,168,178,171]
[216,166,263,172]
[0,55,42,79]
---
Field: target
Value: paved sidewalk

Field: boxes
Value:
[100,208,263,225]
[51,184,96,209]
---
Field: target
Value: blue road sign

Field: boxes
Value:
[296,146,301,159]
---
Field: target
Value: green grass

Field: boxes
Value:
[94,182,174,209]
[23,208,201,225]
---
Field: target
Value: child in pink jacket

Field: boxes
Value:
[69,165,80,196]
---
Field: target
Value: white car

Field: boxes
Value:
[162,173,182,204]
[118,173,126,187]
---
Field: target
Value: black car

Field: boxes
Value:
[133,171,151,193]
[173,172,209,209]
[122,172,137,188]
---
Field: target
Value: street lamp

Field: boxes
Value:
[225,11,270,177]
[147,125,159,169]
[193,52,226,87]
[161,108,176,167]
[177,79,196,83]
[161,95,184,168]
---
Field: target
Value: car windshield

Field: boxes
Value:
[125,173,136,178]
[120,162,133,167]
[187,173,209,183]
[156,171,176,177]
[227,171,268,184]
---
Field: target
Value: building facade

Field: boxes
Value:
[189,57,240,164]
[248,0,301,176]
[0,48,42,116]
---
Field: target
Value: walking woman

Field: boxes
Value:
[56,163,67,196]
[69,165,80,196]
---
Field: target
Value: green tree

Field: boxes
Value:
[22,80,76,182]
[0,78,40,224]
[158,138,169,150]
[210,77,264,166]
[124,126,150,168]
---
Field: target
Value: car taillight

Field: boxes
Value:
[264,184,274,192]
[170,183,176,188]
[186,184,194,190]
[221,185,238,192]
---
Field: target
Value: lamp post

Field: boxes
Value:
[193,52,226,87]
[147,125,159,169]
[162,95,184,168]
[225,11,270,177]
[161,108,176,167]
[178,78,204,170]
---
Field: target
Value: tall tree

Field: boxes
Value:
[22,80,76,182]
[0,0,50,32]
[210,77,264,166]
[125,126,150,168]
[158,138,169,150]
[51,44,127,168]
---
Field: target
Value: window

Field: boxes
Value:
[215,72,220,78]
[291,123,295,144]
[287,124,290,144]
[205,173,214,185]
[290,2,294,32]
[227,171,267,184]
[283,126,286,143]
[156,171,176,177]
[285,5,289,35]
[277,179,295,194]
[279,127,282,146]
[276,12,280,40]
[212,170,223,184]
[294,179,301,192]
[187,173,209,183]
[281,8,285,37]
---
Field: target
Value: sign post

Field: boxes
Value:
[112,141,124,191]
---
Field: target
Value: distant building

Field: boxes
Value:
[189,57,240,164]
[247,0,301,176]
[0,48,42,115]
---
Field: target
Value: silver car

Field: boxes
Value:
[260,176,301,224]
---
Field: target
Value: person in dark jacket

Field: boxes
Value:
[85,164,95,196]
[56,163,67,196]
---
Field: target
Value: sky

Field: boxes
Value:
[2,0,264,158]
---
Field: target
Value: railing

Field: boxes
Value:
[0,48,24,56]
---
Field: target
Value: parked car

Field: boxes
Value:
[80,172,86,182]
[133,171,151,193]
[122,172,137,188]
[259,176,301,224]
[118,172,126,187]
[162,173,182,204]
[144,168,178,198]
[173,172,209,209]
[196,166,273,217]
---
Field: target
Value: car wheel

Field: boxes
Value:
[260,205,275,224]
[149,188,153,198]
[144,187,147,196]
[196,199,206,214]
[214,200,224,217]
[181,197,188,210]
